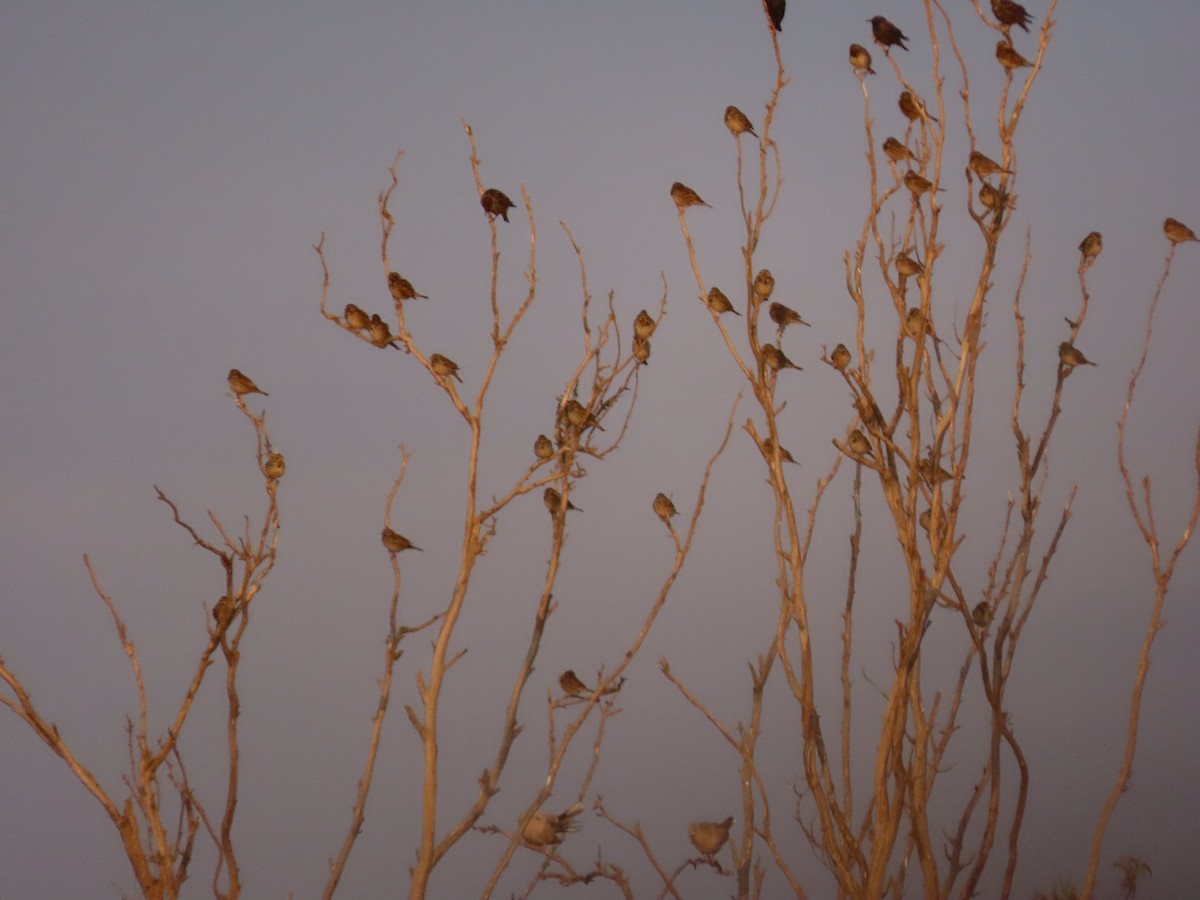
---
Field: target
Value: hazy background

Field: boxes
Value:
[2,1,1198,897]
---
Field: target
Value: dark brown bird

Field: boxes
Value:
[381,527,422,554]
[869,16,909,53]
[991,0,1032,33]
[388,272,427,302]
[228,369,268,397]
[481,188,515,222]
[761,436,800,465]
[761,343,802,372]
[848,429,875,459]
[830,343,851,371]
[653,492,678,522]
[979,182,1015,215]
[968,150,1013,179]
[724,105,757,138]
[765,0,785,32]
[368,314,394,348]
[903,170,935,198]
[1079,231,1103,263]
[972,601,994,628]
[996,40,1033,71]
[1164,218,1199,244]
[896,252,925,278]
[899,91,937,123]
[671,182,710,210]
[264,450,285,480]
[559,670,591,696]
[752,269,775,301]
[522,803,583,847]
[430,353,463,383]
[634,309,657,341]
[564,398,603,431]
[706,287,741,316]
[344,303,370,331]
[883,137,914,163]
[544,487,582,514]
[769,302,811,329]
[1059,342,1096,369]
[689,817,734,859]
[534,434,555,460]
[849,43,876,75]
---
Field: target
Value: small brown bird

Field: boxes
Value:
[544,487,582,514]
[857,395,883,429]
[671,182,710,210]
[381,527,422,554]
[1079,231,1103,263]
[689,817,734,859]
[830,343,851,371]
[919,457,954,485]
[564,398,603,431]
[264,450,285,480]
[991,0,1032,33]
[766,0,785,32]
[368,314,394,348]
[632,338,651,366]
[972,601,994,629]
[522,803,583,847]
[481,188,516,222]
[1164,218,1199,244]
[1059,342,1096,369]
[724,105,757,138]
[896,252,926,278]
[849,43,876,75]
[344,303,370,331]
[848,429,874,459]
[995,40,1033,71]
[430,353,463,383]
[534,434,555,460]
[761,343,802,372]
[388,272,427,302]
[905,307,939,341]
[899,91,938,123]
[706,287,741,316]
[752,269,776,301]
[870,16,909,53]
[979,182,1014,215]
[228,369,268,397]
[968,150,1013,179]
[761,436,800,465]
[634,309,657,341]
[904,171,936,198]
[559,670,591,695]
[769,302,810,329]
[653,492,678,522]
[883,137,914,163]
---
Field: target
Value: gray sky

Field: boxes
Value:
[2,1,1198,897]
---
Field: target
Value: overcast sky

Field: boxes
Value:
[2,1,1198,897]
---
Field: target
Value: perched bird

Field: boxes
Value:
[896,252,926,278]
[653,492,678,522]
[388,272,427,302]
[979,182,1014,215]
[522,803,584,847]
[724,105,757,138]
[765,0,785,32]
[264,450,285,480]
[972,601,994,629]
[905,307,935,339]
[381,527,422,554]
[481,188,516,222]
[848,429,874,459]
[1079,231,1103,263]
[995,40,1033,71]
[671,182,711,210]
[344,303,370,331]
[830,343,852,371]
[883,137,915,163]
[752,269,776,301]
[849,43,876,75]
[544,487,582,514]
[968,150,1013,179]
[919,457,953,485]
[689,817,734,859]
[634,309,657,341]
[869,16,909,53]
[991,0,1032,33]
[368,314,394,348]
[1164,217,1199,244]
[761,343,802,372]
[228,369,268,397]
[430,353,463,383]
[857,395,883,429]
[769,302,811,329]
[632,338,651,366]
[761,436,800,465]
[559,670,591,696]
[564,398,603,431]
[1059,342,1096,369]
[534,434,555,460]
[899,91,938,123]
[903,171,935,198]
[706,287,741,316]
